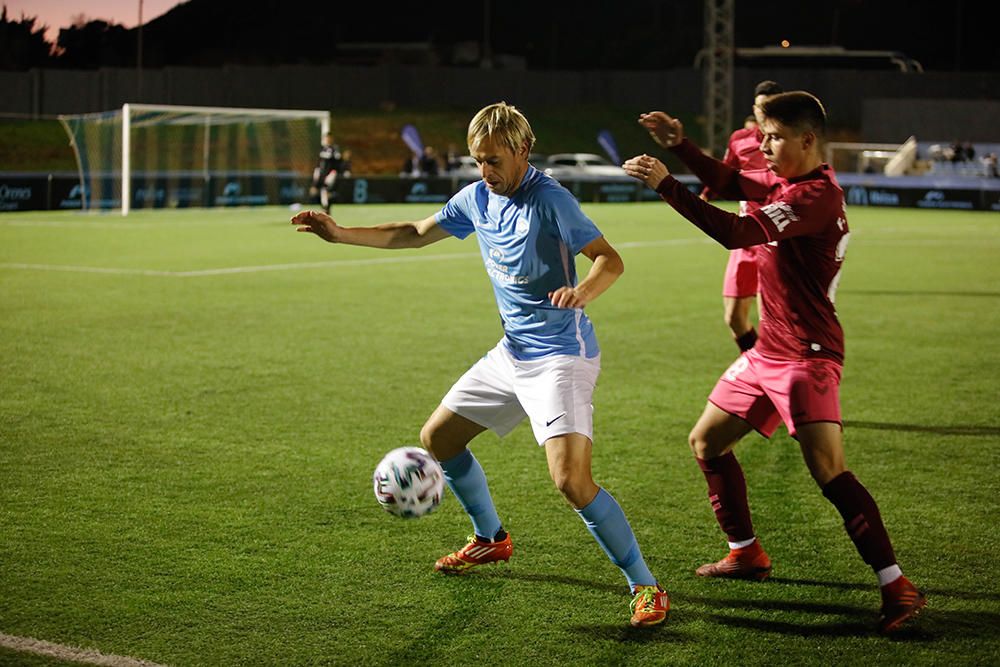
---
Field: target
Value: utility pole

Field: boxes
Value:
[703,0,734,158]
[137,0,144,100]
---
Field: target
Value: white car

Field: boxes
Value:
[447,153,551,181]
[542,153,630,181]
[446,155,481,180]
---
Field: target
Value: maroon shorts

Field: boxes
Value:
[722,247,758,298]
[708,347,843,437]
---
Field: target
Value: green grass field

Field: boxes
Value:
[1,203,998,666]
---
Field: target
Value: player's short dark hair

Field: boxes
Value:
[754,80,783,97]
[760,91,827,137]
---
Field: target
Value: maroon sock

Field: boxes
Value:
[697,452,755,543]
[822,471,897,571]
[735,327,758,352]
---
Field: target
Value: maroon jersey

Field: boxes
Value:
[700,126,766,215]
[658,139,850,362]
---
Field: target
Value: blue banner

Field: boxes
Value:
[597,129,621,166]
[401,124,424,156]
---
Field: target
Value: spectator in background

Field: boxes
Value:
[401,152,421,178]
[420,146,441,177]
[984,153,998,178]
[963,142,976,163]
[950,140,966,163]
[444,143,463,172]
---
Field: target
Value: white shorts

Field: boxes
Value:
[441,341,601,446]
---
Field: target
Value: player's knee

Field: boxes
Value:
[688,428,714,459]
[419,422,440,456]
[550,469,596,508]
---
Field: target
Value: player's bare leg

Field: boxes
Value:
[546,433,669,627]
[421,406,511,573]
[690,403,772,580]
[543,432,599,509]
[420,405,485,462]
[724,295,757,351]
[797,422,926,633]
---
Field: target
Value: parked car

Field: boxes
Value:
[446,155,481,180]
[542,152,630,181]
[447,153,551,181]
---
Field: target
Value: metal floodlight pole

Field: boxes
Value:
[137,0,144,100]
[703,0,734,158]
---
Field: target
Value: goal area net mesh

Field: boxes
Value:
[59,104,329,214]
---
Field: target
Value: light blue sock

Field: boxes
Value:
[439,449,503,540]
[577,487,656,589]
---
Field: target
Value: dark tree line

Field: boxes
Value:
[1,7,137,70]
[1,0,995,73]
[0,7,53,69]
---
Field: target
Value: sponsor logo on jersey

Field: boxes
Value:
[485,246,529,285]
[760,201,799,233]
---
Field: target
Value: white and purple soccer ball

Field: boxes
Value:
[372,447,444,518]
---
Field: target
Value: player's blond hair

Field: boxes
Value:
[467,102,536,155]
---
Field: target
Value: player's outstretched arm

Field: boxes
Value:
[624,154,768,250]
[291,211,450,249]
[549,236,624,309]
[623,154,670,190]
[638,112,684,148]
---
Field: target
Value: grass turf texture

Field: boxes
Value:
[0,203,998,666]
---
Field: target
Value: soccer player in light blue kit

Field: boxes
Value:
[291,102,669,627]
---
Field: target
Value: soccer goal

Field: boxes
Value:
[59,104,330,215]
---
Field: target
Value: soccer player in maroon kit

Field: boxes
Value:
[623,91,926,634]
[701,80,783,353]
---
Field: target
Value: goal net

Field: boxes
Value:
[59,104,330,215]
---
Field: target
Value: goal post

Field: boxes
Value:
[59,103,331,215]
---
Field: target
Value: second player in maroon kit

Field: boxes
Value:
[623,90,926,635]
[702,80,783,353]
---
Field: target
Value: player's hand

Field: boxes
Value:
[638,111,684,148]
[623,154,669,190]
[549,286,587,309]
[291,210,342,243]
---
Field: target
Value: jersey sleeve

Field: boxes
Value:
[545,186,602,253]
[434,186,477,239]
[672,138,772,203]
[747,179,840,242]
[655,176,769,249]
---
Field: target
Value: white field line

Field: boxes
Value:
[0,238,713,278]
[0,632,168,667]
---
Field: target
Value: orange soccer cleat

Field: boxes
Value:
[630,584,670,627]
[878,575,927,634]
[434,533,513,574]
[695,541,772,581]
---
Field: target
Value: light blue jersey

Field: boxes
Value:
[435,166,603,360]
